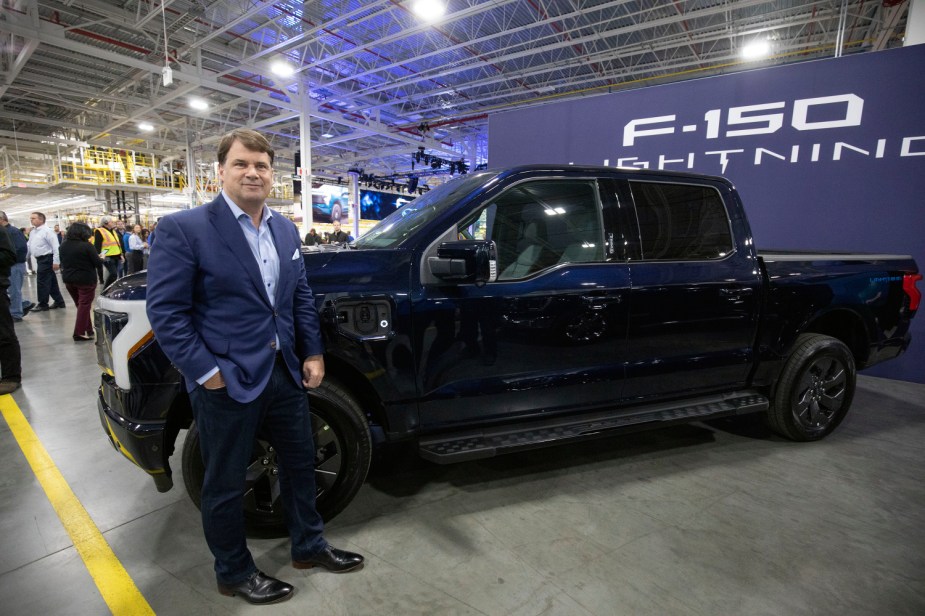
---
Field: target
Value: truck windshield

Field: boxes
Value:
[354,172,494,249]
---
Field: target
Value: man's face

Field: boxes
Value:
[218,139,273,210]
[133,225,142,234]
[333,221,341,232]
[116,220,125,230]
[30,214,42,227]
[54,225,60,232]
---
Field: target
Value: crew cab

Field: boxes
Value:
[94,165,921,526]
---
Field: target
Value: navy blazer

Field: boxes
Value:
[145,195,324,403]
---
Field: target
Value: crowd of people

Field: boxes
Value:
[0,212,156,366]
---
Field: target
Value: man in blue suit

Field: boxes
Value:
[146,128,363,605]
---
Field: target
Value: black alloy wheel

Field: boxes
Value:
[768,333,856,441]
[182,378,371,529]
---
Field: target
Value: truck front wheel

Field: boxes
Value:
[768,333,856,441]
[181,378,372,529]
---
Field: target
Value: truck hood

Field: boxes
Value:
[303,246,412,296]
[99,246,412,302]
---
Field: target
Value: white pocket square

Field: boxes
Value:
[292,249,300,260]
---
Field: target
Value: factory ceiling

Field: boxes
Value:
[0,0,912,215]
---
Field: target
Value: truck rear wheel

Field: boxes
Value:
[181,378,371,529]
[768,333,856,441]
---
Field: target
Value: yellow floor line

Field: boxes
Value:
[0,395,155,616]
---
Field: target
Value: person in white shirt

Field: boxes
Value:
[127,224,147,274]
[26,212,66,312]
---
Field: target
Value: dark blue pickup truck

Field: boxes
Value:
[95,165,921,526]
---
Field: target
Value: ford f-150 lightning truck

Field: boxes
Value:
[94,165,921,526]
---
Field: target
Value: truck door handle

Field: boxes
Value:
[720,288,753,302]
[581,295,622,310]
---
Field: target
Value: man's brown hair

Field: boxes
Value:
[217,128,274,166]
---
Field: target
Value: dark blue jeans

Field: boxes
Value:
[34,254,64,307]
[8,262,25,318]
[189,358,327,585]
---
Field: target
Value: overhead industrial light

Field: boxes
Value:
[189,98,209,111]
[741,39,771,60]
[138,122,154,132]
[321,133,334,138]
[411,0,446,21]
[270,59,295,78]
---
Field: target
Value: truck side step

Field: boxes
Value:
[418,391,769,463]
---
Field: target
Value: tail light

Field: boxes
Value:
[903,273,922,312]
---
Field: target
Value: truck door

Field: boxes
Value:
[414,177,630,431]
[621,180,761,400]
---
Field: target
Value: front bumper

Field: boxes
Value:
[98,374,174,492]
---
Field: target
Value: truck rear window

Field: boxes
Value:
[629,181,733,261]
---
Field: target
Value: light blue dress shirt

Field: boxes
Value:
[224,193,280,305]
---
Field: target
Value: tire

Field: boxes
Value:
[331,202,342,222]
[182,378,371,529]
[767,333,856,441]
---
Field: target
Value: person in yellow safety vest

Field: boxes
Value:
[94,216,124,289]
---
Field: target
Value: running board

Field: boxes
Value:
[419,391,768,464]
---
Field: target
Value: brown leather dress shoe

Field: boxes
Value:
[217,570,293,604]
[293,545,364,573]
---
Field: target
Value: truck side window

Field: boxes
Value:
[459,180,604,280]
[629,181,733,261]
[458,208,491,241]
